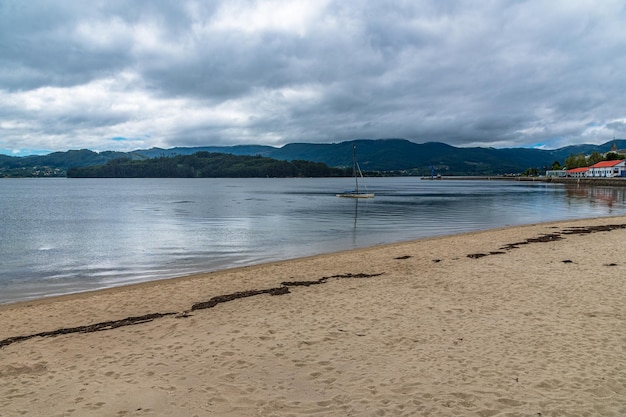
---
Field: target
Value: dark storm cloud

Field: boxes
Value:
[1,0,626,155]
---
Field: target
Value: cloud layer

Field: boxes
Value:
[2,0,626,155]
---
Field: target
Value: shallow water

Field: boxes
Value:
[1,177,625,303]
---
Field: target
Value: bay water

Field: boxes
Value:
[2,177,625,304]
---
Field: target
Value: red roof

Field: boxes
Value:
[590,160,625,168]
[567,167,589,173]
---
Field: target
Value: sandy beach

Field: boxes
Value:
[1,216,626,417]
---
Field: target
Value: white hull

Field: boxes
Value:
[336,192,374,198]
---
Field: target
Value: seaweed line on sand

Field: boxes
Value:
[0,272,384,349]
[5,223,624,348]
[466,223,626,260]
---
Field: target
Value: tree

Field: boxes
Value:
[587,151,604,166]
[523,167,538,176]
[564,153,587,169]
[551,160,561,170]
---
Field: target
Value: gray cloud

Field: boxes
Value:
[1,0,626,155]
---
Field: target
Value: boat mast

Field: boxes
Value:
[353,145,358,193]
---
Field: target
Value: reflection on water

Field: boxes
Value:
[1,177,626,303]
[564,185,626,211]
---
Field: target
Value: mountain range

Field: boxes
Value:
[2,138,625,177]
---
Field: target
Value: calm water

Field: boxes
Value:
[2,177,626,304]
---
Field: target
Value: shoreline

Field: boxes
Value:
[2,216,626,416]
[0,215,624,315]
[4,176,626,307]
[0,220,546,308]
[0,214,616,310]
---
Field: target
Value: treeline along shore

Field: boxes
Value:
[67,152,349,178]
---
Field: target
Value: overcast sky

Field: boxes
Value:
[1,0,626,156]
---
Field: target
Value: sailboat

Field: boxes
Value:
[336,145,374,198]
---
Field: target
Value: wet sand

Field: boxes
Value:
[1,216,626,416]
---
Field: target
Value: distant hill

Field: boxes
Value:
[130,139,625,175]
[135,145,276,159]
[67,152,345,178]
[2,138,625,177]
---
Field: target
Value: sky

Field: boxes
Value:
[1,0,626,156]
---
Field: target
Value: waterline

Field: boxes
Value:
[2,177,626,303]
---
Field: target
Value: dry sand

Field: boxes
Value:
[1,216,626,417]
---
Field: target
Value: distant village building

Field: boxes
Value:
[545,169,567,177]
[562,160,626,178]
[588,160,626,177]
[608,140,626,156]
[553,139,626,178]
[566,167,590,178]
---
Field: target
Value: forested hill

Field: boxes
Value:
[67,152,346,178]
[3,138,626,177]
[134,139,626,174]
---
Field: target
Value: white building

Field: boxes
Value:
[546,169,567,177]
[588,160,626,177]
[566,167,589,178]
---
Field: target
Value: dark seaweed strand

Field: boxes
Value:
[0,272,384,349]
[281,272,384,287]
[190,287,289,311]
[0,312,176,349]
[467,223,626,259]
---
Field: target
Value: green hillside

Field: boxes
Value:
[67,152,346,178]
[2,138,626,177]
